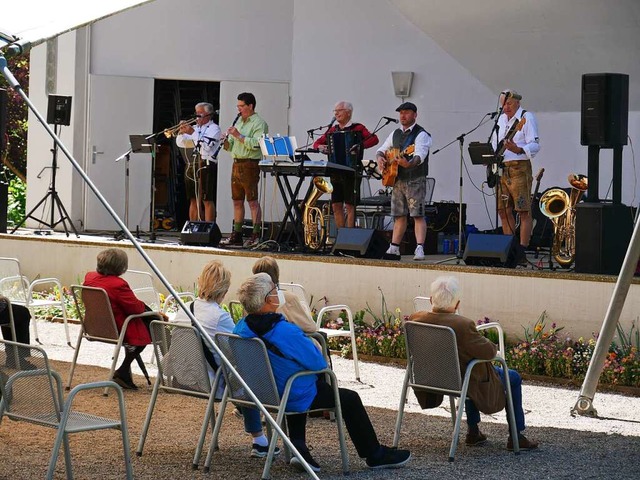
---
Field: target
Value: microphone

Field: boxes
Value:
[488,111,499,119]
[327,116,336,128]
[382,116,399,124]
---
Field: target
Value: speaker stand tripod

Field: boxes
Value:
[11,124,79,237]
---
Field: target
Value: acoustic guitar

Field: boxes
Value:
[382,144,415,187]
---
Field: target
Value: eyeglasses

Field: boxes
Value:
[333,109,347,113]
[237,103,248,109]
[264,284,279,302]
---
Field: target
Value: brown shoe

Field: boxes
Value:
[243,232,260,248]
[507,433,539,451]
[465,429,487,446]
[220,231,243,246]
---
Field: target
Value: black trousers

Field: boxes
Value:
[286,380,380,459]
[0,303,31,344]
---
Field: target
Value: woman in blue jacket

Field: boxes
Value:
[234,273,411,473]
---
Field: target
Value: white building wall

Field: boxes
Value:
[24,0,640,234]
[290,0,640,231]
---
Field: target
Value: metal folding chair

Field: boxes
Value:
[0,256,72,346]
[280,282,360,381]
[393,321,518,461]
[66,285,158,392]
[207,333,349,479]
[0,339,133,479]
[137,320,223,469]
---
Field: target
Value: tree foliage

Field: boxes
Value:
[1,55,29,181]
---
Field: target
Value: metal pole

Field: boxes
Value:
[0,54,320,478]
[572,212,640,416]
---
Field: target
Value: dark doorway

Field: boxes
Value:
[153,79,220,231]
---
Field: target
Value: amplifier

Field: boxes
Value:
[180,221,222,247]
[428,202,466,235]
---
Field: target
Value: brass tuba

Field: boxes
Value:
[303,176,333,250]
[539,173,588,268]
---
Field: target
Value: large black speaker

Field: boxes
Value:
[332,228,389,259]
[581,73,629,147]
[463,234,517,268]
[46,95,72,126]
[180,221,222,247]
[575,203,633,274]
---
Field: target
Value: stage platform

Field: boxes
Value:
[2,228,638,341]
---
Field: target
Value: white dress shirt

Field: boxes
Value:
[490,107,540,162]
[176,121,222,164]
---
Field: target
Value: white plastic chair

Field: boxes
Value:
[121,270,162,311]
[412,296,431,313]
[0,257,72,346]
[280,282,360,381]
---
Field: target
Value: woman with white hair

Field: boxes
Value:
[173,260,277,459]
[234,273,411,472]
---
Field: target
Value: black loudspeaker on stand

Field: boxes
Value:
[332,228,389,259]
[180,221,222,247]
[463,234,518,268]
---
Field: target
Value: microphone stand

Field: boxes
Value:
[433,113,494,265]
[114,148,133,241]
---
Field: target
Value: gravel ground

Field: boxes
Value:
[2,319,639,479]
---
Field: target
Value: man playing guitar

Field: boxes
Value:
[376,102,432,261]
[490,90,540,265]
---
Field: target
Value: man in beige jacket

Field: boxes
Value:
[409,276,538,450]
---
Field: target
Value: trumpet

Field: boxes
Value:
[163,117,198,138]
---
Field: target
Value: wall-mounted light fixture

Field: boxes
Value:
[392,71,414,100]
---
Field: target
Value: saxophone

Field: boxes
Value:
[303,176,333,250]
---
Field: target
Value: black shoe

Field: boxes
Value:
[289,446,321,473]
[5,357,37,370]
[250,443,281,458]
[113,371,138,390]
[516,244,528,266]
[366,445,411,469]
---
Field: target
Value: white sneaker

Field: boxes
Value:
[413,244,425,261]
[384,244,401,260]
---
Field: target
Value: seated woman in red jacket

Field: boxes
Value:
[84,248,159,389]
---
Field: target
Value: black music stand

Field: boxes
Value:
[468,142,497,166]
[113,135,154,241]
[129,134,157,242]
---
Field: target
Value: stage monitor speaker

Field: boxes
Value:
[180,221,222,247]
[463,233,517,268]
[574,203,633,275]
[332,228,389,259]
[46,95,72,126]
[580,73,629,147]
